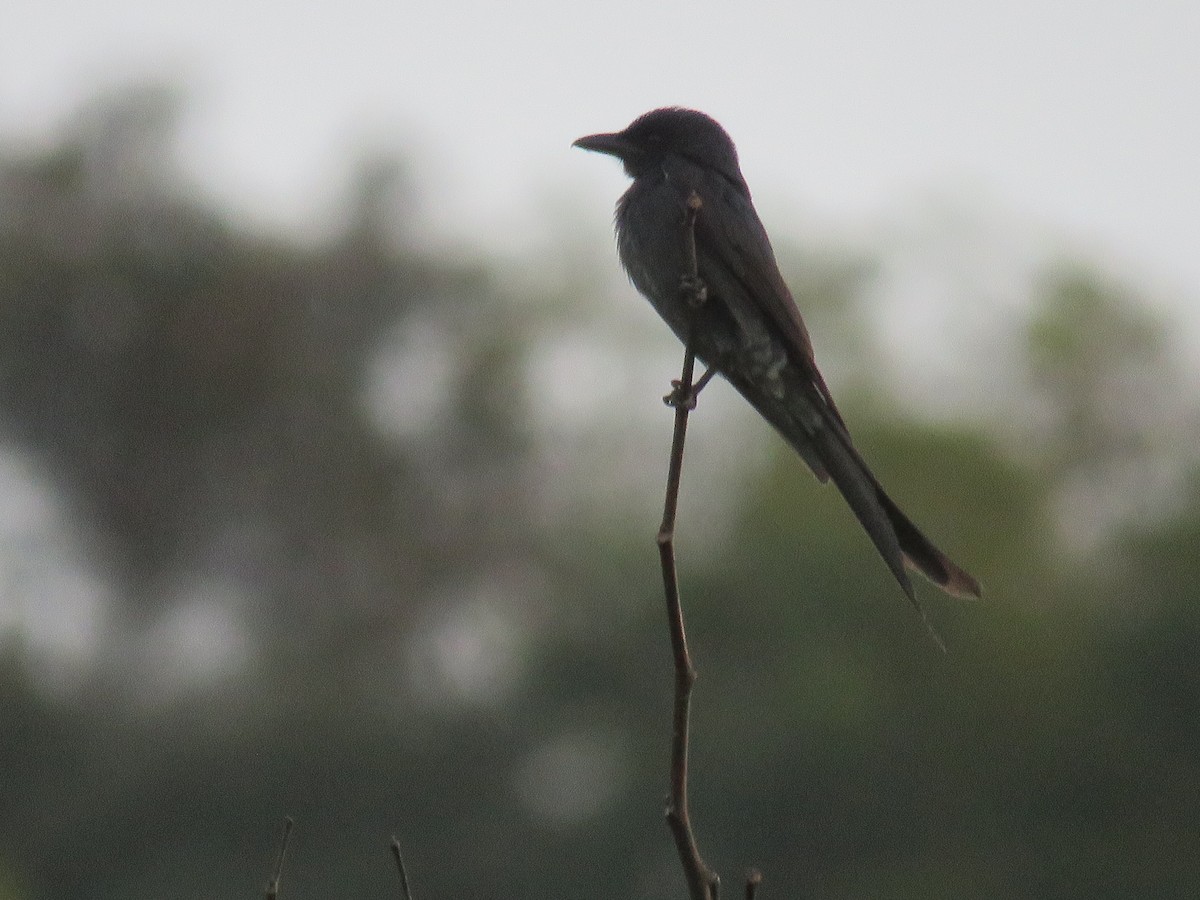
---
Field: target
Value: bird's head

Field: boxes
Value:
[573,107,746,190]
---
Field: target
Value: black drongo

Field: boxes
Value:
[574,107,980,618]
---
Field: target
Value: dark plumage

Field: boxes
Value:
[574,108,980,629]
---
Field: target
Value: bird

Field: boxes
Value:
[573,107,980,633]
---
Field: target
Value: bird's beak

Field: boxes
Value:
[572,131,634,159]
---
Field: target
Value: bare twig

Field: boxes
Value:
[657,190,720,900]
[264,816,294,900]
[390,836,414,900]
[745,868,763,899]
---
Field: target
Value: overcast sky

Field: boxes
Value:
[3,0,1198,673]
[3,0,1198,300]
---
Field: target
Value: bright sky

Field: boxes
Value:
[3,0,1199,296]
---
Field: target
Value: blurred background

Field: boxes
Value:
[3,2,1200,898]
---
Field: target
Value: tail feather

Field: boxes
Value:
[809,426,950,650]
[874,486,982,599]
[725,370,980,644]
[807,424,912,597]
[814,420,981,598]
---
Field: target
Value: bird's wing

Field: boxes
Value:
[692,181,848,430]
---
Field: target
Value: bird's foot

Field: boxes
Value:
[678,273,708,308]
[662,366,717,410]
[663,379,698,410]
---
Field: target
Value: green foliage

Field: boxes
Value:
[2,85,1199,899]
[1027,265,1173,473]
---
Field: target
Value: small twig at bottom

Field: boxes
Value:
[265,816,294,900]
[390,837,414,900]
[745,868,763,899]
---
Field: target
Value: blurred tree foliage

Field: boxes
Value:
[1,85,1199,899]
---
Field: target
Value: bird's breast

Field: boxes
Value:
[615,169,791,394]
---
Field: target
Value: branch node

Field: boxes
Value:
[680,273,708,307]
[680,191,708,308]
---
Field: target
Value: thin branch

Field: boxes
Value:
[264,816,294,900]
[390,836,414,900]
[745,868,763,899]
[657,190,720,900]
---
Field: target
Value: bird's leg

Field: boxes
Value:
[691,365,718,394]
[679,273,707,307]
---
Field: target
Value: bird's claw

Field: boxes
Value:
[663,379,698,410]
